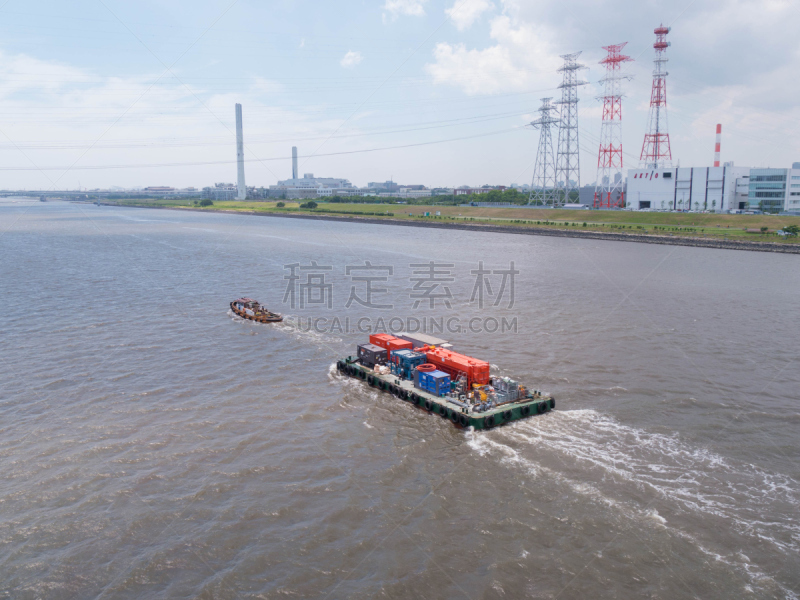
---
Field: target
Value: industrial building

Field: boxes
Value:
[747,165,800,213]
[274,173,352,189]
[626,164,800,213]
[368,180,400,192]
[203,183,239,201]
[270,172,354,198]
[265,145,355,198]
[626,165,746,211]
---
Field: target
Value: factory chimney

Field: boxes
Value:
[713,124,721,167]
[235,104,246,200]
[292,146,298,180]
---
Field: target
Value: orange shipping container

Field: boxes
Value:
[424,347,490,389]
[369,333,396,350]
[369,334,412,359]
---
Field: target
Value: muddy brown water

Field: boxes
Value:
[1,199,798,599]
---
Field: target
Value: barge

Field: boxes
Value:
[336,333,554,430]
[230,297,283,323]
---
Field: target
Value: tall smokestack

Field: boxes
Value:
[235,103,246,200]
[713,124,721,167]
[292,146,298,180]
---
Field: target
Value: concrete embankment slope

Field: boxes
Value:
[242,211,800,255]
[97,204,800,254]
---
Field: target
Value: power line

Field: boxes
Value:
[0,109,531,150]
[0,126,525,172]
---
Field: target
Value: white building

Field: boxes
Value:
[276,173,352,189]
[203,183,238,201]
[627,164,800,213]
[626,165,750,212]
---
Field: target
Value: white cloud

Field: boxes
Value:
[0,52,89,98]
[0,50,350,189]
[340,50,363,68]
[426,15,561,95]
[383,0,427,20]
[446,0,494,30]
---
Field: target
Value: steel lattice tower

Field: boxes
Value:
[594,43,632,209]
[554,53,588,206]
[528,98,560,206]
[640,25,672,168]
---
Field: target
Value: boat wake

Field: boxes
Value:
[468,409,800,597]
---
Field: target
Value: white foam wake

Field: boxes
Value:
[468,409,800,597]
[508,410,798,552]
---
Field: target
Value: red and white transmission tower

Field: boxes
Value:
[594,43,632,209]
[713,124,722,166]
[640,25,672,169]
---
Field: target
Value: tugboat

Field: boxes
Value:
[336,332,554,430]
[230,297,283,323]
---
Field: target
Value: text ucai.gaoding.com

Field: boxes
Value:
[283,315,519,335]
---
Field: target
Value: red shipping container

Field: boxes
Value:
[424,347,490,389]
[369,333,396,350]
[369,333,412,359]
[386,338,412,357]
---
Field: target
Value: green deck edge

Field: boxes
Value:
[336,357,554,430]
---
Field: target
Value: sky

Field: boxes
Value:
[0,0,798,191]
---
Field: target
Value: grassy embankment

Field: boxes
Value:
[106,198,800,244]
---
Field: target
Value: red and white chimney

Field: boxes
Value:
[713,124,721,167]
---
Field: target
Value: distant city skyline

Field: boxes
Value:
[0,0,797,190]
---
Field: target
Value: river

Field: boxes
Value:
[1,199,798,599]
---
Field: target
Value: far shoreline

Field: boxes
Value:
[92,202,800,255]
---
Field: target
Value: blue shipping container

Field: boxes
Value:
[414,369,450,396]
[395,350,426,368]
[415,370,433,392]
[397,350,427,381]
[427,370,451,396]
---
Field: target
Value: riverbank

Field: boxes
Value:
[93,201,800,254]
[266,212,800,253]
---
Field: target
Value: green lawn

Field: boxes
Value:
[106,199,800,244]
